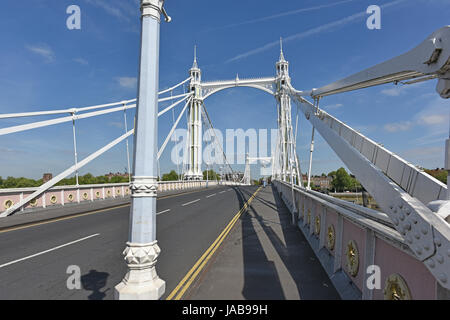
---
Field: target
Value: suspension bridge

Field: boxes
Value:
[0,1,449,300]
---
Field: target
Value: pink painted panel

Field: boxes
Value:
[104,188,113,199]
[341,218,366,291]
[45,191,62,206]
[22,192,42,210]
[373,237,436,300]
[80,189,91,202]
[325,208,338,257]
[93,188,103,200]
[0,194,21,211]
[64,190,77,204]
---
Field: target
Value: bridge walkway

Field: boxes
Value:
[185,186,340,300]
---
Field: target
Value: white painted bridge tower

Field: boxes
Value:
[274,41,301,184]
[185,48,203,180]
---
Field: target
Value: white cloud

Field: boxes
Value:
[116,77,137,89]
[26,44,55,62]
[384,96,449,134]
[381,86,406,96]
[73,58,89,66]
[384,121,414,133]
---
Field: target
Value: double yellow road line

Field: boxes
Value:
[166,187,262,300]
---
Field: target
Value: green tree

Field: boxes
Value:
[162,170,179,181]
[331,168,352,192]
[203,170,218,181]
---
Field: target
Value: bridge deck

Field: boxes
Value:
[186,186,340,300]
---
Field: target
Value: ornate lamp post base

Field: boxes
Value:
[114,242,165,300]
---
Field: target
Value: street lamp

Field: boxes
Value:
[114,0,169,300]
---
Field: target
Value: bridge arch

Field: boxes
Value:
[200,78,277,101]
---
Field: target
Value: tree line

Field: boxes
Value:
[0,173,130,189]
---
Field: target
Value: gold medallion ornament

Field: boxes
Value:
[314,215,321,235]
[82,192,89,200]
[327,225,336,251]
[4,199,13,210]
[106,190,112,197]
[125,189,130,195]
[384,274,412,300]
[68,194,74,202]
[301,203,305,218]
[96,191,101,199]
[346,240,359,277]
[117,189,121,195]
[50,195,57,204]
[30,198,38,207]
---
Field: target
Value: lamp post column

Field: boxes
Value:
[114,0,166,300]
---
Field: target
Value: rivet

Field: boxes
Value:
[390,205,394,210]
[404,223,411,231]
[428,259,435,268]
[439,274,447,283]
[421,228,428,235]
[404,208,411,216]
[436,255,444,264]
[400,214,405,221]
[393,218,399,225]
[406,236,413,244]
[434,238,442,247]
[415,233,421,240]
[424,245,430,251]
[416,247,423,255]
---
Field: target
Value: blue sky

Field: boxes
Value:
[0,0,449,180]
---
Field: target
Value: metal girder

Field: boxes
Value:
[201,77,276,100]
[291,95,450,289]
[304,26,450,99]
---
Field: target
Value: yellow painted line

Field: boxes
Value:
[0,186,232,234]
[166,187,262,300]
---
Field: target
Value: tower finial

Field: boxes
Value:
[279,37,286,61]
[192,45,198,69]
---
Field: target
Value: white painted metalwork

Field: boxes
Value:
[157,98,192,159]
[0,129,134,218]
[0,104,136,136]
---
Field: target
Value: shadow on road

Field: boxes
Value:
[81,269,110,300]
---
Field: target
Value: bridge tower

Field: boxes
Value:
[274,40,300,184]
[185,48,203,180]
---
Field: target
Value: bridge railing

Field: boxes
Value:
[273,179,447,299]
[0,180,242,216]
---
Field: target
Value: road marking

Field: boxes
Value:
[181,199,201,207]
[0,234,100,269]
[219,190,227,194]
[157,209,171,215]
[167,186,262,300]
[206,194,216,198]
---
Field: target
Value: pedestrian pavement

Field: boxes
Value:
[186,186,340,300]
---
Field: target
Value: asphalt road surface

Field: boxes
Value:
[0,185,257,300]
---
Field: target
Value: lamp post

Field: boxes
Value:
[114,0,169,300]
